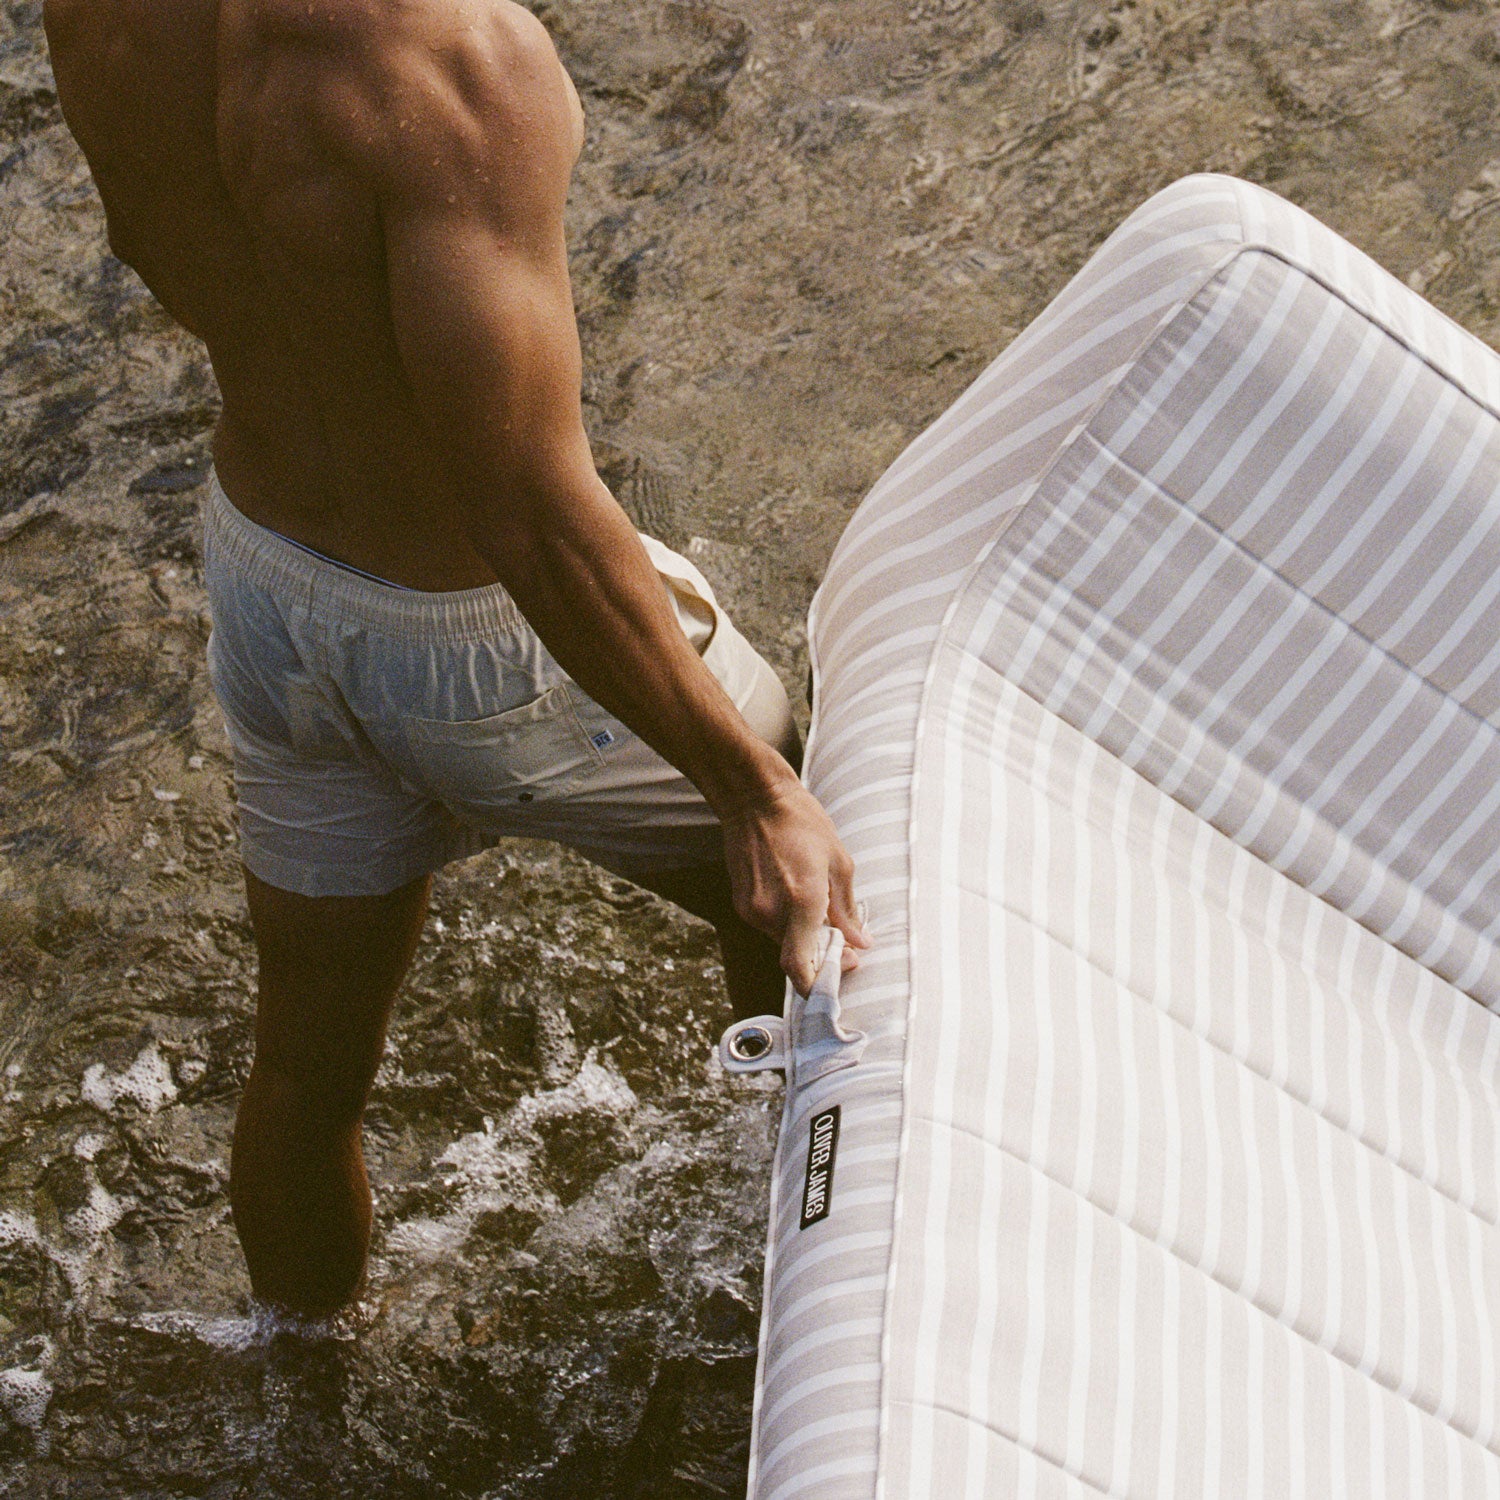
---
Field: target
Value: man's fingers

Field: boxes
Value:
[826,851,870,950]
[723,787,866,994]
[780,905,823,997]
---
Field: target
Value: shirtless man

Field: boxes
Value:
[43,0,867,1318]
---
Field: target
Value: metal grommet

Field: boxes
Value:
[518,790,534,803]
[727,1025,773,1062]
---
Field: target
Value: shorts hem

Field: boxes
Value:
[238,839,448,899]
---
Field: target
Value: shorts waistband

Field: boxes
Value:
[204,472,529,643]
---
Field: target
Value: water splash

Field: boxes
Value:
[384,1054,640,1264]
[80,1042,179,1114]
[132,1301,370,1352]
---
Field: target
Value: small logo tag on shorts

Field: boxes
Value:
[800,1105,841,1230]
[591,729,616,750]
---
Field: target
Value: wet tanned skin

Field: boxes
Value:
[41,0,869,994]
[45,0,582,587]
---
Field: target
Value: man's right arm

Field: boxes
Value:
[328,5,868,990]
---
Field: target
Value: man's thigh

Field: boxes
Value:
[243,867,430,1114]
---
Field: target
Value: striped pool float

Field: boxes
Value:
[724,174,1500,1498]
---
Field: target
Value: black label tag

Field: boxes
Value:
[799,1105,841,1230]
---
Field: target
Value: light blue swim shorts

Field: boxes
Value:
[202,474,797,898]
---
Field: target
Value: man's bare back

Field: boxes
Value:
[46,0,584,590]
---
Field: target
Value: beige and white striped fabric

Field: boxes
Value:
[746,175,1500,1498]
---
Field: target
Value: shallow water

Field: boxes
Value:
[7,0,1500,1493]
[1,842,784,1496]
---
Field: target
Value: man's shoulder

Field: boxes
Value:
[227,0,568,185]
[235,0,560,106]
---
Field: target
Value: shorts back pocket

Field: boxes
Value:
[403,683,604,808]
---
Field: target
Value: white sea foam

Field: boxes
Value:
[384,1056,637,1263]
[72,1131,110,1161]
[0,1366,52,1431]
[63,1182,126,1241]
[81,1042,179,1114]
[1,1189,122,1299]
[0,1210,40,1249]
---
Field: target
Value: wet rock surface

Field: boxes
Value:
[5,0,1500,1493]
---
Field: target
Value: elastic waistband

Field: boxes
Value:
[204,473,528,643]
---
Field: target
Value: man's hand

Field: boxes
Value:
[718,774,871,996]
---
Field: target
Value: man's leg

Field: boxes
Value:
[626,716,801,1021]
[230,867,430,1318]
[634,863,786,1021]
